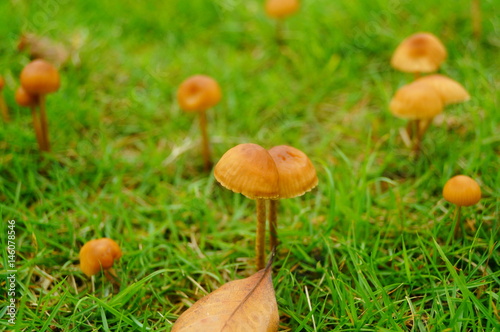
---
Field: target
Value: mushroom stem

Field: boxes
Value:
[30,106,46,151]
[0,93,9,122]
[269,199,279,251]
[198,110,212,171]
[405,120,417,141]
[256,198,266,270]
[471,0,482,39]
[453,205,463,239]
[275,19,284,45]
[38,94,51,152]
[412,118,432,154]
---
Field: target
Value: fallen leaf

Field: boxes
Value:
[172,262,279,332]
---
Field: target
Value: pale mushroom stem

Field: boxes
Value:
[30,106,46,151]
[199,110,212,171]
[269,199,278,251]
[413,118,433,154]
[406,120,417,141]
[453,205,463,239]
[38,94,51,152]
[471,0,482,39]
[0,93,9,122]
[256,198,266,270]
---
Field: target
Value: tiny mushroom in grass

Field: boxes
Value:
[391,32,447,78]
[0,75,10,122]
[389,81,443,153]
[214,143,279,270]
[79,238,122,278]
[267,145,318,250]
[177,75,222,171]
[443,175,481,238]
[20,59,60,152]
[15,86,45,151]
[265,0,300,19]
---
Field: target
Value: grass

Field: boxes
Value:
[0,0,499,331]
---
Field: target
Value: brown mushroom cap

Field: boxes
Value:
[15,86,38,107]
[391,32,447,73]
[20,59,60,95]
[268,145,318,199]
[0,76,4,90]
[443,175,481,207]
[389,81,444,119]
[177,75,221,112]
[415,74,470,105]
[214,143,279,199]
[79,238,122,277]
[265,0,300,19]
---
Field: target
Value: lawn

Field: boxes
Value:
[0,0,499,331]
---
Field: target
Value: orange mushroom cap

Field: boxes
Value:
[15,86,38,107]
[79,238,122,277]
[177,75,221,112]
[443,175,481,207]
[391,32,447,73]
[265,0,300,19]
[268,145,318,199]
[214,143,279,199]
[389,81,443,119]
[0,76,5,90]
[20,59,60,95]
[414,74,470,105]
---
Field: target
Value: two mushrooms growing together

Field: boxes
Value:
[214,143,318,269]
[389,32,470,153]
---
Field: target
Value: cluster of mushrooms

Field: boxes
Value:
[0,1,484,294]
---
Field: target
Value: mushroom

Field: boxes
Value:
[0,75,9,122]
[177,75,222,171]
[267,145,318,250]
[15,86,45,151]
[79,238,122,279]
[414,74,470,105]
[443,175,481,238]
[214,143,279,269]
[389,81,443,153]
[20,59,61,152]
[265,0,300,44]
[391,32,447,79]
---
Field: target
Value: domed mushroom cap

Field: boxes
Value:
[177,75,222,112]
[443,175,481,207]
[391,32,447,73]
[214,143,279,199]
[15,86,38,107]
[265,0,300,19]
[389,81,443,119]
[268,145,318,199]
[415,74,470,105]
[0,75,5,90]
[79,238,122,277]
[20,59,60,95]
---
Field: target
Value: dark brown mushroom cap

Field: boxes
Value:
[268,145,318,199]
[20,59,60,95]
[15,86,38,107]
[214,143,279,199]
[391,32,447,73]
[443,175,481,207]
[177,75,222,112]
[389,81,443,119]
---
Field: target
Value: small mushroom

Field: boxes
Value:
[15,86,45,151]
[0,75,10,122]
[389,81,443,153]
[265,0,300,19]
[79,238,122,278]
[267,145,318,250]
[20,59,61,152]
[391,32,447,79]
[177,75,222,171]
[443,175,481,238]
[414,74,470,105]
[214,143,279,269]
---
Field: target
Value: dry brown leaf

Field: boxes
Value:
[172,263,279,332]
